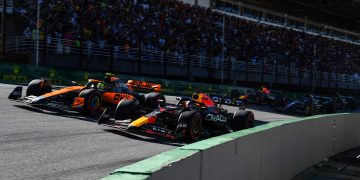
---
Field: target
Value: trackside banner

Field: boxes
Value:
[0,62,303,98]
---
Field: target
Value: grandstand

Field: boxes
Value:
[1,0,360,93]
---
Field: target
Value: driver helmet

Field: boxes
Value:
[104,73,118,85]
[97,82,108,90]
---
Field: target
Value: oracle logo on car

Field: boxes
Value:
[205,114,227,123]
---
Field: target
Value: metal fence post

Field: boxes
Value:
[42,22,47,66]
[163,50,167,75]
[207,55,212,80]
[109,43,114,72]
[227,58,231,83]
[287,61,291,85]
[328,72,331,88]
[260,58,264,83]
[187,53,191,81]
[245,58,249,81]
[275,60,278,83]
[299,67,302,87]
[1,0,6,60]
[137,46,142,75]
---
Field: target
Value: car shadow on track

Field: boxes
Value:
[13,105,99,123]
[12,104,272,146]
[247,104,282,113]
[103,129,185,147]
[13,104,187,146]
[247,104,303,117]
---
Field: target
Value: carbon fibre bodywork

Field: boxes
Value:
[274,96,336,116]
[99,92,255,141]
[8,77,162,115]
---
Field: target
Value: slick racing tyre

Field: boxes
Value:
[350,102,357,110]
[230,110,254,131]
[114,99,138,120]
[79,89,102,116]
[304,105,315,116]
[176,111,202,142]
[26,79,52,96]
[144,92,166,109]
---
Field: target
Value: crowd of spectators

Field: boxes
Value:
[14,0,360,75]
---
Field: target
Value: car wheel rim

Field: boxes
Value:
[247,113,254,127]
[192,117,201,137]
[90,96,100,111]
[305,106,310,115]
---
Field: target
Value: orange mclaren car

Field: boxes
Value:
[8,74,165,115]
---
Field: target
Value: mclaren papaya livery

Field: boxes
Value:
[127,80,162,93]
[99,91,255,142]
[8,74,165,115]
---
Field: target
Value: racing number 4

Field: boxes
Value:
[113,93,130,101]
[113,94,122,101]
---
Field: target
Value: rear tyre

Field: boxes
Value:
[304,105,314,116]
[230,110,254,131]
[26,79,52,96]
[79,89,102,116]
[176,111,202,142]
[327,103,337,114]
[144,92,166,109]
[114,99,138,120]
[350,102,357,110]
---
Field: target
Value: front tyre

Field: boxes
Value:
[176,111,202,142]
[114,99,138,120]
[79,89,102,116]
[26,79,52,96]
[304,104,315,116]
[229,110,254,131]
[144,92,166,109]
[350,102,357,110]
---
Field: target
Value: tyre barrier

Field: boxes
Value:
[102,113,360,180]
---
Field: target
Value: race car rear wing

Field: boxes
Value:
[127,80,161,92]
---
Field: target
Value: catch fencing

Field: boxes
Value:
[4,35,360,87]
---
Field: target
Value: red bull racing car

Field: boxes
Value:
[98,91,255,141]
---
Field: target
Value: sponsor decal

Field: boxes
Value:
[177,122,187,128]
[72,97,85,109]
[48,79,63,85]
[113,93,133,101]
[152,126,167,133]
[11,91,22,96]
[133,80,153,88]
[205,114,227,123]
[49,69,56,78]
[224,98,232,104]
[3,75,28,83]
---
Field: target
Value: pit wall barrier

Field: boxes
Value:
[102,113,360,180]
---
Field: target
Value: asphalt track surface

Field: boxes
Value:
[0,83,299,180]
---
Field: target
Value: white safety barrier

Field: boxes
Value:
[104,113,360,180]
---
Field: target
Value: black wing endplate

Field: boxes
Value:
[8,86,23,100]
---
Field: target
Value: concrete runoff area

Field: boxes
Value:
[104,113,360,180]
[292,146,360,180]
